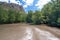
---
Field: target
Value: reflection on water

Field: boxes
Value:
[18,27,60,40]
[35,28,59,40]
[22,27,33,40]
[0,26,60,40]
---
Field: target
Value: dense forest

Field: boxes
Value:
[0,0,60,28]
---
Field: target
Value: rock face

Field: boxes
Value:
[0,2,24,12]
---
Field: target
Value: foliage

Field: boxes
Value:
[41,0,60,27]
[8,9,16,23]
[26,10,33,23]
[0,6,26,23]
[0,6,8,24]
[0,0,60,28]
[32,10,42,24]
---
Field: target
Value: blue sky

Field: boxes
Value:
[0,0,51,12]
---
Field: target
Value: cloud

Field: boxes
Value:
[0,0,22,5]
[35,0,51,9]
[23,5,28,8]
[10,0,22,5]
[0,0,8,3]
[23,0,34,8]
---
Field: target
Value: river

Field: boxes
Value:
[0,23,60,40]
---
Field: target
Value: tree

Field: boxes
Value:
[41,0,60,27]
[15,11,26,22]
[32,10,42,24]
[26,10,33,23]
[0,6,8,24]
[8,9,16,23]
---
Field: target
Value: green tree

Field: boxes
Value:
[41,0,60,27]
[8,9,16,23]
[0,7,8,24]
[26,10,33,23]
[16,11,26,22]
[32,10,42,24]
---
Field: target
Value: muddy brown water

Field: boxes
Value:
[0,23,60,40]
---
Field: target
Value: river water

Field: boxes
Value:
[0,25,60,40]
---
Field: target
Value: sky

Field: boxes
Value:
[0,0,51,12]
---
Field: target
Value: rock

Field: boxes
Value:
[0,2,24,12]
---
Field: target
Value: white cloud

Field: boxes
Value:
[0,0,22,5]
[35,0,51,9]
[23,5,28,8]
[0,0,8,3]
[10,0,22,5]
[23,0,34,8]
